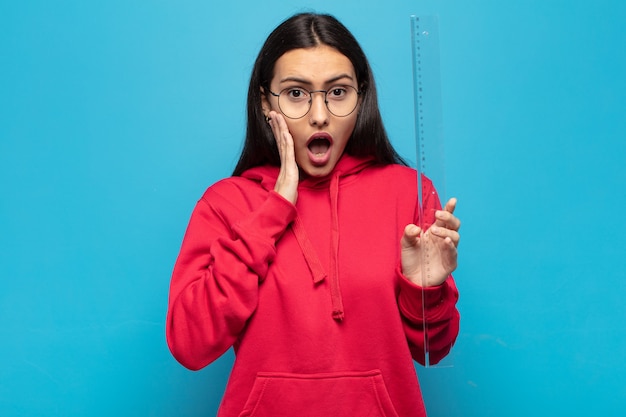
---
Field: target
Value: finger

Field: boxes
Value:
[269,112,294,163]
[278,128,296,168]
[435,198,461,230]
[429,226,460,247]
[405,223,421,237]
[272,111,291,138]
[443,197,457,214]
[268,111,281,143]
[444,236,459,251]
[401,224,422,248]
[270,113,299,204]
[442,237,459,271]
[269,111,285,138]
[435,211,461,231]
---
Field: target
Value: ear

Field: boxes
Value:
[260,86,271,117]
[356,85,365,113]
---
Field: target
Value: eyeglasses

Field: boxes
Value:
[267,85,361,119]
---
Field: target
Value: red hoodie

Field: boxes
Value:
[166,154,459,417]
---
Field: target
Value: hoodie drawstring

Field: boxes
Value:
[289,171,345,321]
[328,172,344,321]
[243,155,376,322]
[291,216,327,284]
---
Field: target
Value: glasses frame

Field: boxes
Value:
[266,85,361,119]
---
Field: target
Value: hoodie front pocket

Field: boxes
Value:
[238,369,400,417]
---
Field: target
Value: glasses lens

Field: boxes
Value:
[278,86,359,119]
[326,86,359,117]
[278,88,311,119]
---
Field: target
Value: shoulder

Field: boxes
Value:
[362,163,418,186]
[380,163,417,176]
[358,163,439,199]
[368,163,415,175]
[202,176,258,197]
[199,176,267,214]
[373,164,437,190]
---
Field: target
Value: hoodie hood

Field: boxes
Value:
[241,154,377,321]
[241,153,375,193]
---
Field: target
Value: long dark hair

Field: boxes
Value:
[232,13,406,176]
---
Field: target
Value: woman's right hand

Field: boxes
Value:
[268,110,299,205]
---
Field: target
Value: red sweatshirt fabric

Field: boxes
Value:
[166,154,459,417]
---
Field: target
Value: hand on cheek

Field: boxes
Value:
[269,111,299,204]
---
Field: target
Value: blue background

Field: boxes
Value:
[1,0,625,416]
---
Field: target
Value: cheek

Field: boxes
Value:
[339,116,358,141]
[283,120,305,142]
[283,121,309,162]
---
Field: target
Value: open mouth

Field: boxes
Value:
[307,135,332,157]
[309,138,330,156]
[305,133,333,167]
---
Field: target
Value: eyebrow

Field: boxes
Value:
[279,73,355,86]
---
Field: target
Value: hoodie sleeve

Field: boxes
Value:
[397,273,460,365]
[396,175,460,366]
[166,185,297,371]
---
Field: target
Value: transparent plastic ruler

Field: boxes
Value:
[410,15,450,368]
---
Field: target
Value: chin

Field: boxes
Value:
[301,164,334,178]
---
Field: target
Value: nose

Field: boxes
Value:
[308,91,329,126]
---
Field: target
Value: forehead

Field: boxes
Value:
[272,45,356,84]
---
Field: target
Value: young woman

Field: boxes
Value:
[167,12,460,417]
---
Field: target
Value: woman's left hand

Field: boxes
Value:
[401,198,461,287]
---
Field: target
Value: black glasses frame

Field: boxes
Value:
[266,85,361,119]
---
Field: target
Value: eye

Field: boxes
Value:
[284,88,309,101]
[327,86,348,99]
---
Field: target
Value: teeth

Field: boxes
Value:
[309,137,330,156]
